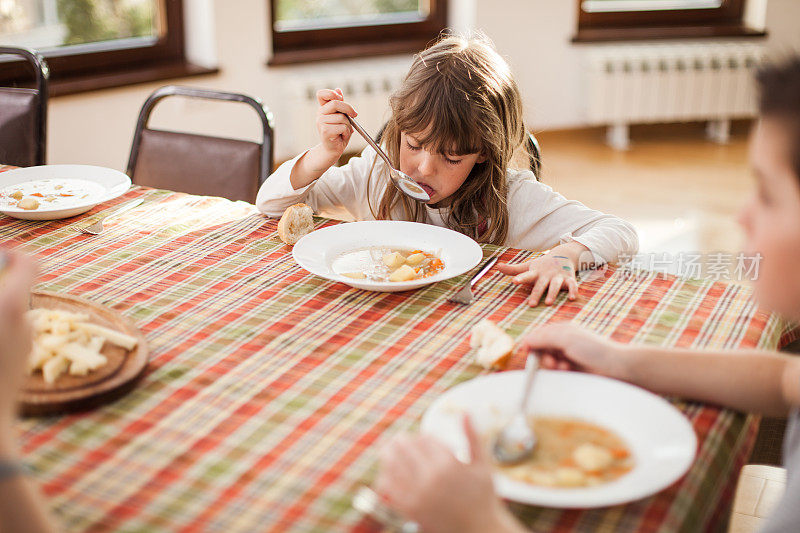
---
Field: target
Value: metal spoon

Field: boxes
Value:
[492,353,539,465]
[344,115,431,203]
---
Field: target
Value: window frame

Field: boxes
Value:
[573,0,765,42]
[0,0,216,96]
[268,0,448,65]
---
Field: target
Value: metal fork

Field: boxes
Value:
[447,256,498,305]
[73,198,144,235]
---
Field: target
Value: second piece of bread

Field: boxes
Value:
[470,319,514,370]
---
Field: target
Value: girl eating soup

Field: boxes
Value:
[257,34,638,306]
[373,56,800,533]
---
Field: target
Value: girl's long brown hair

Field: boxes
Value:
[366,33,527,245]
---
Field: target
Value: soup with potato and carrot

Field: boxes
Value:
[332,247,444,282]
[492,417,634,488]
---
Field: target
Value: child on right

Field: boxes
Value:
[373,56,800,533]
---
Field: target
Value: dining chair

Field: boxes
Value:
[0,46,49,167]
[126,85,275,203]
[728,464,786,533]
[374,124,542,180]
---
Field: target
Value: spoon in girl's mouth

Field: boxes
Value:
[417,183,435,198]
[343,115,431,203]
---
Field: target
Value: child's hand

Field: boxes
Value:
[374,415,523,533]
[316,88,357,162]
[497,253,579,306]
[519,322,634,381]
[288,89,358,189]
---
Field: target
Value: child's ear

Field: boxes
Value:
[476,153,488,164]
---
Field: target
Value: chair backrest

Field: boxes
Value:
[0,47,49,167]
[375,123,542,180]
[526,132,542,180]
[126,86,274,203]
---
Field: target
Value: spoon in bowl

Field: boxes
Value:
[344,115,431,203]
[492,353,539,465]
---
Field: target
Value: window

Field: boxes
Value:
[582,0,726,13]
[574,0,764,42]
[269,0,448,65]
[0,0,214,96]
[1,0,161,49]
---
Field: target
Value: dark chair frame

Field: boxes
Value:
[526,132,542,179]
[126,85,275,187]
[0,46,49,166]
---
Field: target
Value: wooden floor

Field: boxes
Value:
[535,122,754,271]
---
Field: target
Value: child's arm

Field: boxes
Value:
[504,179,639,266]
[257,89,377,220]
[522,322,800,417]
[289,89,357,190]
[497,178,638,306]
[626,345,798,416]
[255,146,380,220]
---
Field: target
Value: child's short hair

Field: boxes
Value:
[757,56,800,178]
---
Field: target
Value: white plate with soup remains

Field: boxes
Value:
[421,370,697,509]
[292,220,483,292]
[0,165,131,220]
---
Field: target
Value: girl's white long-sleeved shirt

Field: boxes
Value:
[256,146,638,263]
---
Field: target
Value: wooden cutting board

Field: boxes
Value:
[20,291,149,416]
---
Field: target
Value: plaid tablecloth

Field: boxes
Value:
[2,185,797,533]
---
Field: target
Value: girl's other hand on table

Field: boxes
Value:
[497,253,579,307]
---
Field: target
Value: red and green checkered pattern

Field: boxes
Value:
[1,185,796,532]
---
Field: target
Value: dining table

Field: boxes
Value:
[1,175,798,532]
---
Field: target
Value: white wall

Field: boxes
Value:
[475,0,800,131]
[475,0,585,130]
[763,0,800,53]
[40,0,800,170]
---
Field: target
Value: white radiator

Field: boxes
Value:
[585,43,767,149]
[277,62,409,160]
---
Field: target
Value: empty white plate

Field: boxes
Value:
[292,220,483,292]
[421,370,697,508]
[0,165,131,220]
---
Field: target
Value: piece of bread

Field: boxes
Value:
[469,319,514,370]
[277,203,314,245]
